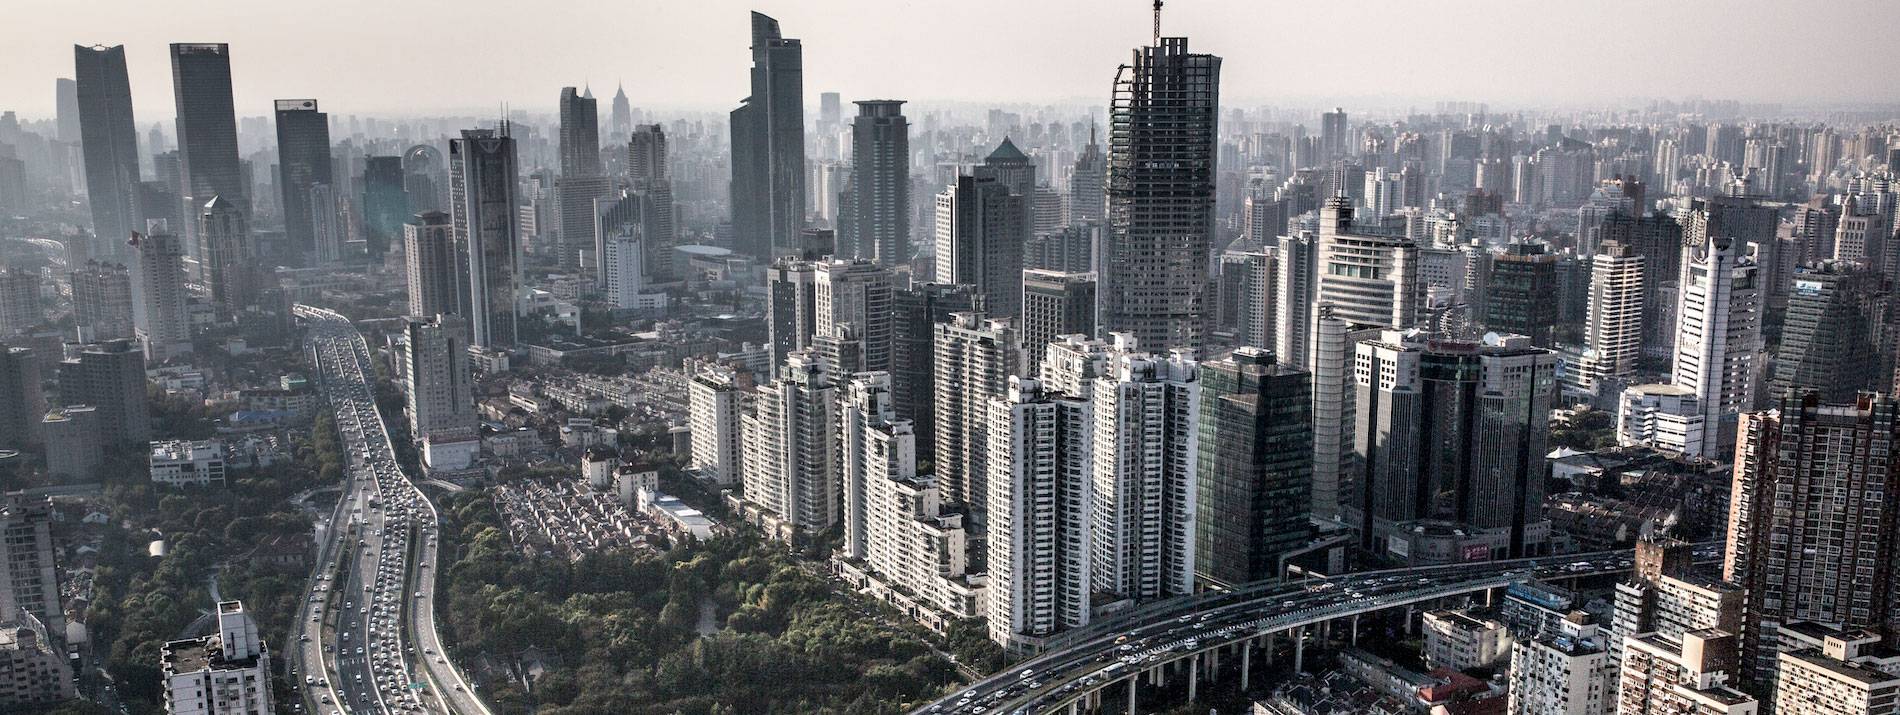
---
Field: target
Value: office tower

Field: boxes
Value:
[1019,270,1097,373]
[1616,629,1755,715]
[1313,197,1420,330]
[403,315,478,470]
[841,101,909,265]
[813,258,895,373]
[1069,126,1105,224]
[448,129,521,349]
[1361,167,1400,219]
[1600,211,1683,366]
[0,269,39,336]
[1669,237,1761,459]
[129,226,190,361]
[1834,201,1893,282]
[933,313,1024,537]
[1273,232,1319,370]
[0,347,42,450]
[196,195,252,318]
[1214,247,1272,347]
[1772,631,1900,715]
[765,259,817,376]
[556,87,608,272]
[891,283,981,452]
[1309,308,1373,521]
[0,495,62,645]
[688,366,744,486]
[72,260,135,342]
[558,86,601,178]
[360,156,407,259]
[403,211,459,317]
[169,43,244,245]
[1483,241,1559,347]
[1353,332,1556,561]
[839,373,977,621]
[74,45,141,259]
[57,339,149,444]
[0,608,75,708]
[986,376,1092,652]
[609,83,632,139]
[1090,345,1199,601]
[1194,347,1312,589]
[729,12,805,260]
[1242,192,1289,245]
[272,99,331,265]
[1769,262,1884,402]
[741,350,837,533]
[1103,35,1220,351]
[161,601,275,715]
[1574,241,1645,393]
[1025,221,1099,275]
[1727,394,1900,682]
[936,174,1027,319]
[1320,107,1348,160]
[307,184,344,264]
[625,124,676,282]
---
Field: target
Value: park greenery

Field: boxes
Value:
[433,489,972,714]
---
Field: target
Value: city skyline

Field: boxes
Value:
[7,0,1898,124]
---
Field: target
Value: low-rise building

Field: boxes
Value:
[0,613,72,708]
[1423,608,1512,672]
[149,440,227,487]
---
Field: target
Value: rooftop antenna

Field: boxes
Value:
[1152,0,1163,46]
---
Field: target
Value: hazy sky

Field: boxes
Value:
[7,0,1896,123]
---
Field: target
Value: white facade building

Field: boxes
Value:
[1508,614,1613,715]
[740,351,838,534]
[1088,345,1200,601]
[986,377,1092,653]
[161,600,274,715]
[149,440,226,487]
[1617,383,1708,457]
[1576,241,1645,392]
[688,366,744,486]
[1669,236,1761,458]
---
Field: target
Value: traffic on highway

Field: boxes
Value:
[297,306,488,715]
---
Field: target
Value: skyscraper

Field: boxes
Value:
[1769,262,1884,402]
[1727,394,1900,682]
[935,174,1027,319]
[1574,241,1645,393]
[1313,197,1421,331]
[169,43,245,244]
[741,350,838,533]
[1320,107,1349,160]
[196,195,253,319]
[1669,236,1762,459]
[557,87,608,272]
[362,156,408,259]
[404,211,460,318]
[688,366,744,486]
[765,258,817,376]
[129,224,190,361]
[985,376,1092,653]
[625,124,676,283]
[73,45,141,259]
[891,283,981,453]
[448,129,521,349]
[1090,345,1201,601]
[558,86,601,178]
[729,12,805,261]
[1020,270,1097,373]
[72,260,135,342]
[609,83,632,140]
[1102,35,1220,351]
[844,100,909,265]
[813,258,895,374]
[1069,125,1105,224]
[1482,241,1559,347]
[1195,347,1312,589]
[0,348,43,450]
[0,495,63,646]
[933,313,1024,543]
[1353,331,1556,562]
[273,99,331,265]
[403,315,478,470]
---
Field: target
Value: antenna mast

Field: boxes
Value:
[1152,0,1163,45]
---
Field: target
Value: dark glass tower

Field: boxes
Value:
[362,156,409,259]
[448,129,520,349]
[73,44,141,259]
[273,99,332,266]
[1104,36,1220,351]
[846,100,908,265]
[169,43,245,240]
[1195,347,1312,588]
[729,12,804,261]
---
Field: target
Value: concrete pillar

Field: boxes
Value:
[1127,675,1137,715]
[1265,631,1275,665]
[1293,625,1306,673]
[1187,652,1199,702]
[1322,618,1331,644]
[1352,613,1361,646]
[1241,641,1252,691]
[1068,701,1079,715]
